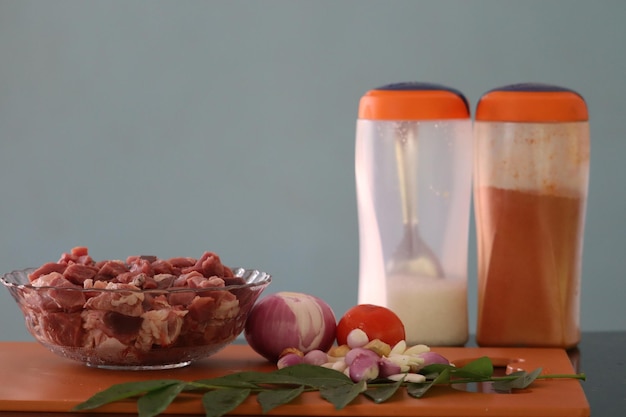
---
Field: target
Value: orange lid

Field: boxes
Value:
[358,82,470,120]
[476,83,588,122]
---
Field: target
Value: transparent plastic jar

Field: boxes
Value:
[355,82,472,346]
[474,83,590,348]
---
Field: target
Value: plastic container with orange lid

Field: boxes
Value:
[473,83,590,348]
[355,82,472,346]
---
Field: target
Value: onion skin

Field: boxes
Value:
[244,291,337,362]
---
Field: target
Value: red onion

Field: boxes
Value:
[244,291,337,362]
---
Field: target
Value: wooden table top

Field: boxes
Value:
[0,341,589,417]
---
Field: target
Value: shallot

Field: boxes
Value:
[276,328,452,384]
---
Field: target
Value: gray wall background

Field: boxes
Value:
[1,0,624,341]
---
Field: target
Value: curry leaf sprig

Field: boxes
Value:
[72,357,586,417]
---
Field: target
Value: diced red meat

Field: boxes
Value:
[71,246,89,257]
[168,290,196,306]
[187,296,217,321]
[151,260,177,275]
[145,294,171,310]
[188,275,225,290]
[63,263,99,285]
[84,283,145,316]
[111,271,134,284]
[143,276,159,289]
[135,308,187,350]
[87,334,128,360]
[77,255,94,265]
[182,252,225,277]
[29,272,86,311]
[128,258,154,277]
[28,262,67,282]
[41,311,84,346]
[58,247,95,266]
[82,310,137,350]
[153,274,176,289]
[96,260,129,280]
[167,257,196,268]
[83,279,108,290]
[26,247,250,364]
[58,253,73,264]
[173,273,192,287]
[102,311,144,345]
[212,292,240,319]
[187,291,239,321]
[126,255,157,264]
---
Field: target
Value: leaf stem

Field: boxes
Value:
[439,373,586,385]
[367,372,586,389]
[536,373,586,381]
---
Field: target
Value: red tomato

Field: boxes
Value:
[336,304,405,347]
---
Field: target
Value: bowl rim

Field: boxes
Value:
[1,267,271,294]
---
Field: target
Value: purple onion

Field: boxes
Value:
[303,349,329,366]
[277,353,304,369]
[418,351,450,366]
[244,291,337,362]
[344,347,379,366]
[378,357,402,378]
[349,354,380,382]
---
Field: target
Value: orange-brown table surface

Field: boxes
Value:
[0,342,589,417]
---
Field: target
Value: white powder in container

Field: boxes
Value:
[385,274,468,346]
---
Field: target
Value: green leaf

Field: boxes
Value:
[202,388,251,417]
[420,363,456,376]
[191,376,260,390]
[319,379,366,410]
[493,368,543,392]
[275,363,352,381]
[257,386,305,414]
[137,382,187,417]
[70,355,585,417]
[452,356,494,379]
[303,377,355,389]
[72,379,183,411]
[215,370,308,387]
[209,365,352,390]
[275,364,354,389]
[407,369,451,398]
[363,378,404,403]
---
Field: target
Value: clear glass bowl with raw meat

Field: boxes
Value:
[1,247,271,370]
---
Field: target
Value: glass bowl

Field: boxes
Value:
[1,267,270,370]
